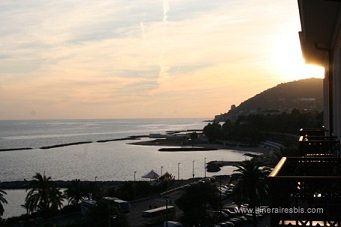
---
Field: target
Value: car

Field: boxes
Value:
[217,187,227,193]
[245,213,254,221]
[239,215,249,222]
[163,221,183,227]
[221,210,232,218]
[220,185,229,190]
[229,217,243,225]
[218,221,235,227]
[228,183,235,188]
[208,210,230,221]
[222,208,236,216]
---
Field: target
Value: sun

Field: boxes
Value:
[271,25,325,82]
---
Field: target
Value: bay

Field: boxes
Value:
[0,118,254,218]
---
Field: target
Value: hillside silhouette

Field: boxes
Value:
[215,78,323,121]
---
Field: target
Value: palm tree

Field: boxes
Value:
[232,160,270,226]
[65,179,87,205]
[49,187,64,211]
[0,189,8,217]
[25,172,64,214]
[176,182,220,226]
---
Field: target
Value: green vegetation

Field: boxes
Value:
[71,200,129,227]
[176,181,220,226]
[203,122,223,143]
[24,172,64,215]
[190,131,198,147]
[216,78,323,121]
[232,160,271,226]
[0,189,7,218]
[3,171,177,226]
[205,110,323,144]
[109,174,175,200]
[65,179,90,205]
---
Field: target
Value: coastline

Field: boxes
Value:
[0,134,268,154]
[0,180,125,190]
[130,138,269,154]
[1,122,273,187]
[0,135,148,152]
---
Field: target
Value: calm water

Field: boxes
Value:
[0,119,254,218]
[0,119,207,150]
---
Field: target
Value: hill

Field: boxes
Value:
[215,78,323,122]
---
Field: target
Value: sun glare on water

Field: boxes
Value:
[272,26,325,82]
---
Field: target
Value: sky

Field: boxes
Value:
[0,0,325,120]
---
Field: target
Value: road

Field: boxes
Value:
[126,178,205,227]
[126,176,231,227]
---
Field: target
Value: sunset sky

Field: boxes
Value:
[0,0,324,120]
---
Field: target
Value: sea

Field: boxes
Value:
[0,118,254,218]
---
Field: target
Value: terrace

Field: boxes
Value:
[298,129,340,157]
[268,126,341,226]
[268,156,341,226]
[267,0,341,225]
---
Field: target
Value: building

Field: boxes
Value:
[298,0,341,140]
[268,1,341,226]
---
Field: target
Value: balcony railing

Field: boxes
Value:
[298,127,340,157]
[268,157,341,226]
[299,135,340,157]
[299,128,326,137]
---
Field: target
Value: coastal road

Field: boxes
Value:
[126,179,199,227]
[125,176,230,227]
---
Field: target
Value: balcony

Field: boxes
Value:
[298,128,340,157]
[299,128,326,137]
[268,157,341,226]
[299,135,340,157]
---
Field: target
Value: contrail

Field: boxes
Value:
[140,22,145,39]
[158,0,170,84]
[163,0,169,23]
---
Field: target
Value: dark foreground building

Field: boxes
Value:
[268,0,341,226]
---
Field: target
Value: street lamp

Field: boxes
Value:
[161,166,163,176]
[204,157,207,178]
[133,171,137,200]
[164,196,170,227]
[178,162,181,180]
[192,160,195,178]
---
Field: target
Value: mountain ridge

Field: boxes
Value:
[215,78,323,122]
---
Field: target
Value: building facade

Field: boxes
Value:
[298,0,341,141]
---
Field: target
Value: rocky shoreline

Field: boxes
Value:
[0,135,147,152]
[0,131,273,189]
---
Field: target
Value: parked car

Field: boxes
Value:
[217,221,235,227]
[163,221,183,227]
[208,210,230,222]
[229,217,243,225]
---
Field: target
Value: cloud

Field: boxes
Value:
[114,67,160,78]
[0,0,303,119]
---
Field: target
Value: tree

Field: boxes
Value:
[65,179,88,205]
[83,201,129,227]
[203,122,223,143]
[232,160,270,226]
[25,172,64,214]
[222,119,233,138]
[190,132,198,147]
[49,186,64,211]
[176,182,220,226]
[0,189,7,218]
